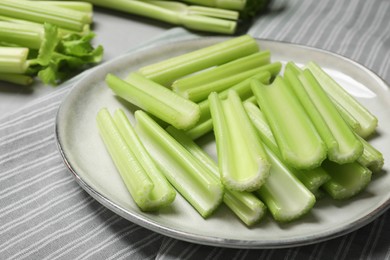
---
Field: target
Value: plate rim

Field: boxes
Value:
[55,37,390,249]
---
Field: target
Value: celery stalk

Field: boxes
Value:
[134,110,224,218]
[256,146,316,222]
[0,73,33,85]
[106,73,200,130]
[172,51,271,93]
[0,21,43,49]
[298,69,364,164]
[28,1,94,14]
[177,62,281,102]
[96,108,176,211]
[182,0,246,10]
[244,102,331,194]
[0,0,91,31]
[209,90,270,191]
[357,136,384,173]
[167,126,266,226]
[0,47,29,74]
[185,71,272,139]
[321,160,372,200]
[307,61,378,138]
[138,35,259,85]
[252,77,327,170]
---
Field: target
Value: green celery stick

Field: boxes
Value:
[29,1,93,14]
[172,51,270,93]
[138,35,259,85]
[321,160,372,200]
[244,102,331,194]
[252,77,327,170]
[134,110,224,218]
[209,90,270,191]
[298,69,364,164]
[167,126,267,226]
[329,95,361,133]
[179,62,281,102]
[106,73,200,130]
[256,146,316,222]
[0,21,43,49]
[0,0,91,31]
[0,47,29,74]
[307,61,378,138]
[0,73,33,85]
[185,71,273,139]
[96,108,176,211]
[357,135,384,173]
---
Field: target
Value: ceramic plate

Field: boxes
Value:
[55,37,390,249]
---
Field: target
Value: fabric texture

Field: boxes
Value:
[1,0,389,259]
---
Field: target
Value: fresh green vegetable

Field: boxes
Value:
[357,136,384,172]
[321,160,372,200]
[209,90,270,191]
[78,0,237,35]
[186,70,274,139]
[244,101,331,195]
[106,72,200,130]
[0,47,30,74]
[307,61,378,138]
[134,110,224,218]
[167,126,266,226]
[172,51,271,94]
[297,68,364,164]
[252,76,327,170]
[28,1,94,14]
[0,73,33,86]
[96,108,176,211]
[256,146,316,222]
[138,35,259,86]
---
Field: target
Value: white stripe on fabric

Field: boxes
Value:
[204,247,222,260]
[365,215,387,259]
[156,238,178,260]
[115,233,162,260]
[339,232,358,260]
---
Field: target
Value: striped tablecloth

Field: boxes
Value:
[1,0,389,259]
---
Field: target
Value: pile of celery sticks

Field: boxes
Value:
[96,35,384,226]
[0,0,103,86]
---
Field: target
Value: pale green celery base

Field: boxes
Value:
[134,111,223,218]
[167,126,266,226]
[0,73,33,85]
[256,147,316,222]
[357,135,384,173]
[321,160,372,200]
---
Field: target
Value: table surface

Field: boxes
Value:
[0,7,171,119]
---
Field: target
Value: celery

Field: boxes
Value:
[252,77,327,170]
[106,73,200,130]
[28,1,94,14]
[297,69,364,164]
[185,71,273,139]
[0,47,29,74]
[96,108,176,211]
[357,136,384,173]
[244,102,331,194]
[0,73,33,86]
[79,0,237,35]
[0,21,44,49]
[209,90,270,191]
[0,0,91,32]
[167,126,266,226]
[134,110,224,218]
[175,62,281,103]
[172,51,271,93]
[307,62,378,138]
[138,35,259,85]
[256,146,316,222]
[321,160,372,200]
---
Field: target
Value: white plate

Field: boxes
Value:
[55,37,390,249]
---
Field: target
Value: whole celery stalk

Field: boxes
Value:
[106,73,200,130]
[134,110,224,218]
[167,126,267,226]
[138,35,259,86]
[252,77,327,170]
[209,90,270,191]
[96,108,176,211]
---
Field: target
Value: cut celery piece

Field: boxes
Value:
[106,73,200,130]
[138,35,259,85]
[172,51,270,93]
[244,102,331,194]
[167,126,267,226]
[252,77,327,170]
[0,21,44,49]
[96,108,176,211]
[0,47,29,74]
[357,135,384,173]
[186,71,272,139]
[256,146,316,222]
[29,1,93,14]
[321,160,372,200]
[329,95,361,133]
[134,110,223,218]
[209,90,270,191]
[179,62,281,102]
[298,69,364,164]
[0,73,33,85]
[307,61,378,138]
